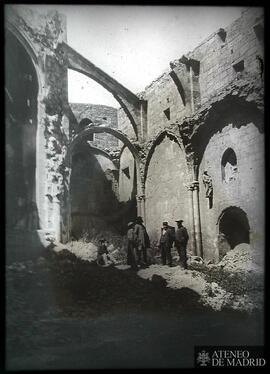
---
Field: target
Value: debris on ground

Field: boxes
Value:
[138,251,263,313]
[212,243,261,272]
[45,240,263,313]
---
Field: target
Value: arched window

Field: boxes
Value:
[221,148,237,183]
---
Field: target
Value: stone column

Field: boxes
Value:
[189,66,195,114]
[140,99,148,142]
[192,181,203,258]
[53,197,61,242]
[186,183,196,255]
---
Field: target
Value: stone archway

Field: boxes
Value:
[144,131,190,244]
[67,127,142,236]
[217,206,250,258]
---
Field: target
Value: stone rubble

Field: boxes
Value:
[47,240,263,313]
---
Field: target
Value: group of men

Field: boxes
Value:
[127,217,189,270]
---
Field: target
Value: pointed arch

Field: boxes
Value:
[143,130,186,184]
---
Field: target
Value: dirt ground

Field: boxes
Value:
[6,248,264,369]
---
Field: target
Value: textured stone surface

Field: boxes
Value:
[145,135,190,244]
[6,5,70,243]
[70,103,119,150]
[70,152,119,237]
[199,122,264,264]
[118,146,136,202]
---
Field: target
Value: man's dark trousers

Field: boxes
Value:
[176,244,187,269]
[160,243,172,266]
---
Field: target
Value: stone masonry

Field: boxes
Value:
[5,5,264,268]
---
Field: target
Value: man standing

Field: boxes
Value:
[126,221,138,270]
[175,219,189,269]
[159,221,175,267]
[134,216,150,266]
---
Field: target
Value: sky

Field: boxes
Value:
[29,5,245,107]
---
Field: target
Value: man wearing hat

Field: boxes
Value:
[126,221,138,270]
[159,221,175,267]
[134,216,150,266]
[175,219,189,269]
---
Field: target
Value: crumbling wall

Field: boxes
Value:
[70,103,119,150]
[117,8,263,145]
[5,5,70,243]
[6,4,264,261]
[187,7,263,105]
[70,103,118,127]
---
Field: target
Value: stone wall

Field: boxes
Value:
[118,146,136,202]
[142,73,186,139]
[70,151,119,237]
[117,106,137,140]
[5,5,70,244]
[198,121,264,264]
[188,7,263,105]
[145,135,190,245]
[70,103,119,150]
[117,7,264,142]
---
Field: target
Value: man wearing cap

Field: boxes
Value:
[126,221,138,270]
[134,216,150,266]
[175,219,189,269]
[159,221,175,267]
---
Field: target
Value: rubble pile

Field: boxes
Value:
[64,241,98,262]
[214,243,260,272]
[138,256,264,313]
[63,239,127,266]
[40,239,263,313]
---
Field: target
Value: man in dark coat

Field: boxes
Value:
[174,219,189,269]
[159,221,175,267]
[126,221,138,270]
[134,216,150,266]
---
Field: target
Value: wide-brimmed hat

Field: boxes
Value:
[127,221,134,227]
[175,219,184,223]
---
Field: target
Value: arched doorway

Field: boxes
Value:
[5,30,39,231]
[218,206,250,258]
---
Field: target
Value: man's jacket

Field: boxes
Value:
[175,226,189,245]
[159,226,175,248]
